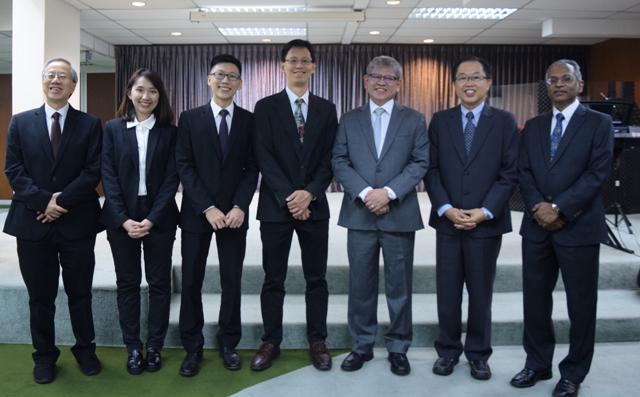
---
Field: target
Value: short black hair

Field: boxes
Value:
[280,39,315,63]
[210,54,242,76]
[452,56,493,81]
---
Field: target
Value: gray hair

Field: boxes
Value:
[546,59,582,82]
[42,57,78,83]
[366,56,403,79]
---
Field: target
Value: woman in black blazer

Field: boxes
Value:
[100,69,179,375]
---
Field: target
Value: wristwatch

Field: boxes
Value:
[551,203,561,214]
[482,209,490,221]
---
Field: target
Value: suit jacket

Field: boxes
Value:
[99,118,179,231]
[518,104,614,246]
[176,103,258,233]
[332,100,429,232]
[253,90,338,223]
[425,104,519,237]
[4,105,103,241]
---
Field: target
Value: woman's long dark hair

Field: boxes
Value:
[116,68,174,124]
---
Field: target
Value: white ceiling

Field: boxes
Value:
[1,0,640,73]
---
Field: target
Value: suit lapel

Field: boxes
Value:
[447,106,467,164]
[124,121,140,172]
[537,112,553,169]
[300,94,322,161]
[378,101,404,162]
[275,90,302,159]
[550,104,586,168]
[466,104,494,165]
[225,103,243,162]
[357,103,379,160]
[34,106,55,165]
[146,123,161,174]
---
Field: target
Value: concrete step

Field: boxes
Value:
[159,289,640,350]
[171,262,640,295]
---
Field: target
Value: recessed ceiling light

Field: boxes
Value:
[171,32,182,36]
[409,7,517,20]
[386,1,401,5]
[218,27,306,36]
[423,39,434,43]
[131,2,146,7]
[261,38,272,42]
[369,31,381,35]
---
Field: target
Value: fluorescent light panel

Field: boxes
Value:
[218,27,306,36]
[409,7,517,20]
[200,7,305,13]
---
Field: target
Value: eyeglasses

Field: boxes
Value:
[209,71,241,82]
[455,75,488,83]
[546,75,576,85]
[284,59,313,66]
[367,74,399,83]
[43,73,71,82]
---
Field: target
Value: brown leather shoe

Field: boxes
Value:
[250,342,280,371]
[310,341,332,371]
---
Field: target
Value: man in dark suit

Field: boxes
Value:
[4,58,103,384]
[252,39,338,371]
[332,55,429,376]
[175,54,258,376]
[425,56,518,380]
[511,59,613,397]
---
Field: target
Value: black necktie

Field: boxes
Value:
[219,109,229,155]
[51,112,61,158]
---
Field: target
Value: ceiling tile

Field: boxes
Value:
[82,29,140,37]
[365,8,414,19]
[524,0,640,12]
[359,19,405,28]
[308,35,344,43]
[102,37,152,45]
[132,28,222,37]
[355,28,397,36]
[81,20,123,29]
[509,9,615,20]
[213,22,307,29]
[78,0,197,9]
[351,35,392,43]
[490,20,541,29]
[607,12,640,19]
[225,36,300,44]
[144,36,229,44]
[479,29,541,38]
[394,28,484,36]
[118,20,214,29]
[369,0,420,7]
[80,10,110,20]
[99,9,194,20]
[466,36,547,44]
[387,36,471,44]
[400,19,498,29]
[307,21,348,28]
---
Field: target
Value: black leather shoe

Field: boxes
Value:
[510,367,553,388]
[33,363,56,384]
[553,378,580,397]
[388,353,411,376]
[78,354,102,376]
[219,347,242,371]
[433,357,459,376]
[127,350,144,375]
[145,348,162,372]
[179,350,203,377]
[340,351,373,372]
[469,360,491,380]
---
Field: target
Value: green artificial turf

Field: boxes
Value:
[0,345,347,397]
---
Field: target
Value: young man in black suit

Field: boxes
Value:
[251,39,338,371]
[175,54,258,376]
[512,59,614,397]
[4,57,103,384]
[425,56,518,380]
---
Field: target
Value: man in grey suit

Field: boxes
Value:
[425,56,518,380]
[332,55,429,376]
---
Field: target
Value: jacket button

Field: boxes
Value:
[52,177,57,181]
[464,191,469,195]
[301,165,305,169]
[547,195,553,200]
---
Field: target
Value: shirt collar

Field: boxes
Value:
[369,99,394,116]
[461,102,485,121]
[210,100,235,119]
[127,113,156,129]
[45,103,70,119]
[553,99,580,120]
[285,87,310,106]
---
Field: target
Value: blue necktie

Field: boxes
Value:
[373,107,385,156]
[550,113,564,161]
[219,109,229,155]
[464,112,475,156]
[294,98,305,145]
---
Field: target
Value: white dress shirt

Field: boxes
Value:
[44,103,70,137]
[210,100,234,134]
[285,86,310,120]
[127,114,156,196]
[551,99,580,137]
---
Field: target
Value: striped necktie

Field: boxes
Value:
[464,112,475,156]
[550,113,564,161]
